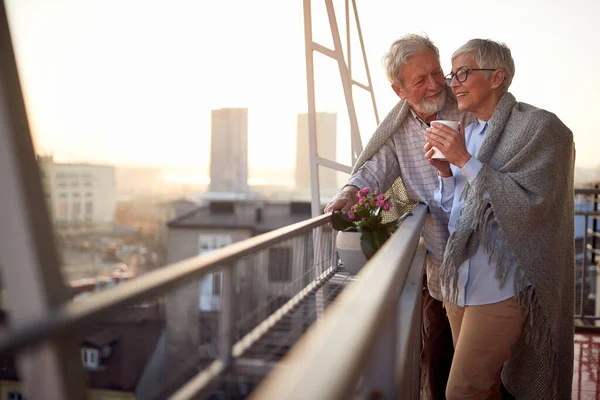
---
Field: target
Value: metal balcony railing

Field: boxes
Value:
[0,209,347,399]
[0,203,427,400]
[575,185,600,324]
[251,204,427,400]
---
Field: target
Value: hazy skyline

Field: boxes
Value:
[6,0,600,173]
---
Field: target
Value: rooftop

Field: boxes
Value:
[167,199,318,233]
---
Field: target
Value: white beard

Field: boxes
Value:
[411,91,446,116]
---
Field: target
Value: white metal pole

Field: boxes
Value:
[324,0,363,163]
[351,0,380,125]
[303,0,322,220]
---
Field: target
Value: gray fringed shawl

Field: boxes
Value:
[440,92,575,399]
[352,99,412,175]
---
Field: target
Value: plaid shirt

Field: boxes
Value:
[348,91,475,300]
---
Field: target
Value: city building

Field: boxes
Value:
[38,156,117,235]
[294,112,338,199]
[209,108,249,194]
[163,199,331,385]
[0,305,164,400]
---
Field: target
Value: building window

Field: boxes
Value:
[85,192,93,197]
[212,272,222,296]
[268,248,292,282]
[85,201,93,215]
[72,202,81,220]
[7,392,24,400]
[81,348,99,370]
[198,235,232,255]
[59,202,68,219]
[59,192,67,198]
[71,181,79,188]
[84,181,92,187]
[198,235,232,311]
[73,192,80,198]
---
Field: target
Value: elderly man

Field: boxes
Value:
[324,34,474,399]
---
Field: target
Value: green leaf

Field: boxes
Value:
[381,220,399,235]
[360,229,391,260]
[360,231,377,260]
[381,220,398,228]
[331,211,357,231]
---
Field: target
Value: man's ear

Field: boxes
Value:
[491,69,506,89]
[391,83,406,100]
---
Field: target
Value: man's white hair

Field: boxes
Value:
[382,33,440,87]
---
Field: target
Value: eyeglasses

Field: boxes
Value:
[444,68,498,85]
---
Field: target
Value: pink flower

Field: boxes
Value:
[348,213,355,220]
[361,217,366,221]
[360,187,370,196]
[383,203,390,211]
[377,194,384,202]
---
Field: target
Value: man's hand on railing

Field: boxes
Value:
[324,185,360,214]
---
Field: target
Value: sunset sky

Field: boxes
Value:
[6,0,600,175]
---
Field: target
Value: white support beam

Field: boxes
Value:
[303,0,380,219]
[352,80,370,91]
[302,0,322,220]
[350,0,380,125]
[315,156,352,174]
[312,42,336,59]
[324,0,362,163]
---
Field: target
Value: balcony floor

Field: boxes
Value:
[574,331,600,399]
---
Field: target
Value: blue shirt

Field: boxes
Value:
[434,119,517,306]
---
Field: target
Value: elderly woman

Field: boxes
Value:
[424,39,574,399]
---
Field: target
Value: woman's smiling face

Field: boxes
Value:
[449,52,504,120]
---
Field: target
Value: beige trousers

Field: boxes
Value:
[446,297,526,400]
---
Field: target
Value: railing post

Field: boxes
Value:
[219,264,235,364]
[0,2,86,399]
[592,183,599,265]
[581,215,589,318]
[313,227,326,319]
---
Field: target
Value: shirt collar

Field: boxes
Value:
[476,118,488,135]
[409,108,430,126]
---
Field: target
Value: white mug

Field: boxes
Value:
[427,120,459,160]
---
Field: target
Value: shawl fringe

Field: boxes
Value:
[441,163,560,395]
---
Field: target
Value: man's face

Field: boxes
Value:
[391,49,446,117]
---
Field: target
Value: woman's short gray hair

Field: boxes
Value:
[452,39,515,93]
[382,34,440,87]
